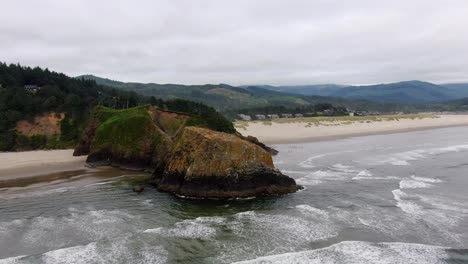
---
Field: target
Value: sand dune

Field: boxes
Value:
[237,114,468,144]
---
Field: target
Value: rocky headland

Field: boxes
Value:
[74,105,300,199]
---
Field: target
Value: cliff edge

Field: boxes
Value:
[74,105,300,198]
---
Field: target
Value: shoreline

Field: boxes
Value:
[3,115,468,181]
[236,115,468,144]
[264,123,468,144]
[0,149,87,180]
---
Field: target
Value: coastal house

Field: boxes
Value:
[267,114,279,119]
[294,113,304,118]
[255,114,266,120]
[281,113,293,118]
[238,114,252,121]
[24,85,41,94]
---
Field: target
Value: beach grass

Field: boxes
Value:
[234,114,438,128]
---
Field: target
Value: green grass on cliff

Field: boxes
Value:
[91,105,158,157]
[89,105,236,160]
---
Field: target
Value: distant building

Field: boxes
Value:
[238,114,252,121]
[281,113,293,118]
[355,111,368,116]
[294,113,304,118]
[255,114,266,120]
[323,109,335,115]
[349,112,355,117]
[24,85,41,93]
[267,114,279,119]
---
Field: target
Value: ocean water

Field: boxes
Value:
[1,127,468,263]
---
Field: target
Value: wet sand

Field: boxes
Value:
[236,114,468,144]
[0,149,87,180]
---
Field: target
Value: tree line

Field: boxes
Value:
[0,63,234,151]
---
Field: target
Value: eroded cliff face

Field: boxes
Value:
[152,127,299,198]
[16,112,65,138]
[74,105,300,198]
[165,127,274,177]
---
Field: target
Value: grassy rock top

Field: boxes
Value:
[165,127,274,178]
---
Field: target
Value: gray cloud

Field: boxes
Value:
[1,0,468,85]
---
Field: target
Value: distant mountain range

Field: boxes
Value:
[77,75,372,111]
[77,75,468,113]
[251,81,468,104]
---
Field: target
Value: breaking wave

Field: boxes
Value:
[232,241,449,264]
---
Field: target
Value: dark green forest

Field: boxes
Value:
[0,63,233,151]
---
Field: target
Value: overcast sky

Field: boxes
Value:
[1,0,468,85]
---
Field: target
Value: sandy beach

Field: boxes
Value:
[236,114,468,144]
[0,149,87,180]
[3,115,468,180]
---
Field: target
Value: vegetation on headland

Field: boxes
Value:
[87,104,234,158]
[75,105,299,198]
[0,63,234,151]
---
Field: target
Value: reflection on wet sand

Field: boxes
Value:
[0,166,151,200]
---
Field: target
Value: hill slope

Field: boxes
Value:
[249,84,346,96]
[257,81,468,104]
[80,75,465,115]
[77,75,339,111]
[332,81,457,103]
[0,64,234,151]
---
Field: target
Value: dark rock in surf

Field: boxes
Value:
[74,105,300,199]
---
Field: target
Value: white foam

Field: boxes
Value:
[428,144,468,155]
[298,151,356,168]
[145,216,225,239]
[295,205,329,216]
[418,195,468,214]
[0,255,26,264]
[352,170,398,180]
[280,170,309,175]
[232,241,449,264]
[298,154,328,168]
[140,199,153,207]
[295,177,322,186]
[1,208,139,251]
[361,143,468,166]
[411,175,442,183]
[399,179,434,189]
[40,239,167,264]
[332,164,357,171]
[356,170,372,177]
[352,176,401,181]
[392,189,423,217]
[0,186,76,200]
[232,210,337,244]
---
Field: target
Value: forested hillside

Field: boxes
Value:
[0,63,233,151]
[78,75,327,110]
[78,75,432,114]
[259,81,468,104]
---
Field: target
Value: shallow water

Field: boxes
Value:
[1,127,468,263]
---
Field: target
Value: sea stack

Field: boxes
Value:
[74,105,300,199]
[153,126,299,198]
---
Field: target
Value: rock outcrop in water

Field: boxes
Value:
[74,105,300,198]
[153,127,298,198]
